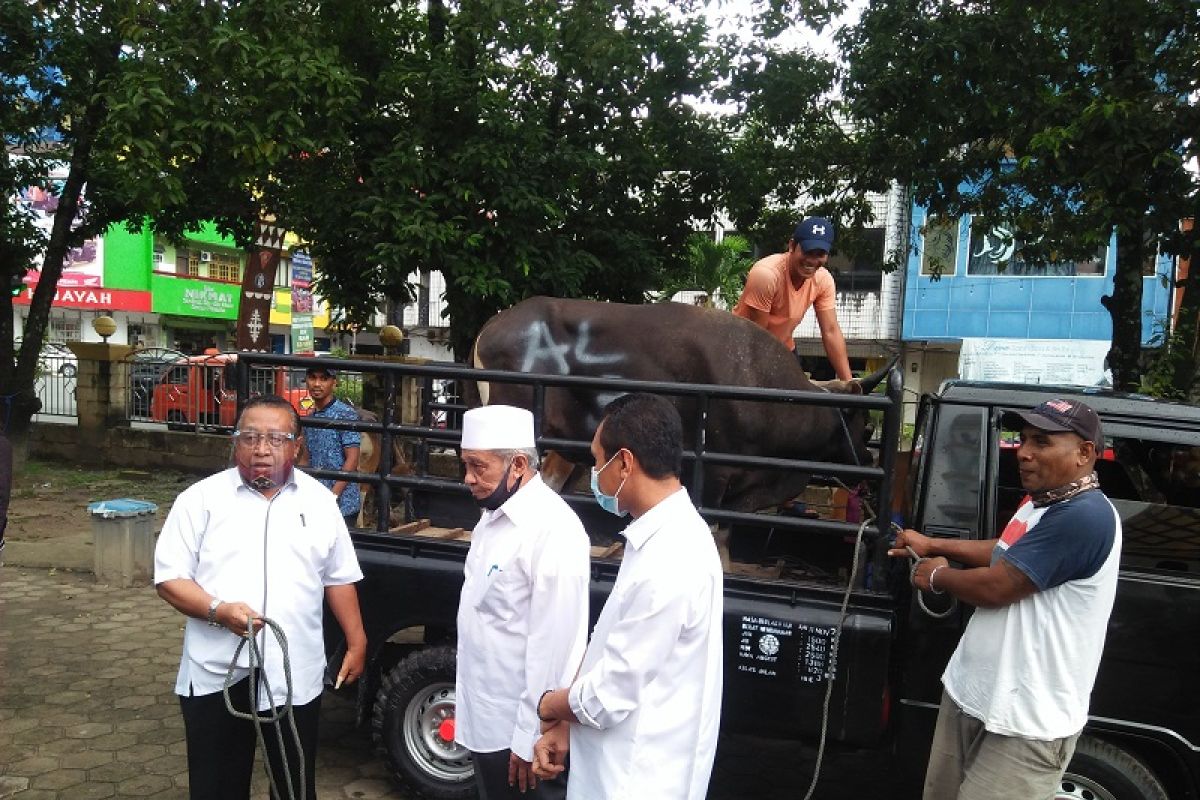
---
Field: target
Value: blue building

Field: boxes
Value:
[900,203,1175,406]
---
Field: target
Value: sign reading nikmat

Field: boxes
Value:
[151,275,239,318]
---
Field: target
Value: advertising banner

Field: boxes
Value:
[152,275,239,318]
[15,163,105,286]
[236,247,279,351]
[958,338,1111,386]
[291,313,314,355]
[290,251,315,354]
[12,285,151,311]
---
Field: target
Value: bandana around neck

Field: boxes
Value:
[1031,471,1100,508]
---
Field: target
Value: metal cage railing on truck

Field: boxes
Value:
[236,352,904,553]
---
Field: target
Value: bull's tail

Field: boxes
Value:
[465,338,487,407]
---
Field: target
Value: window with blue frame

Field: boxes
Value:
[966,224,1105,277]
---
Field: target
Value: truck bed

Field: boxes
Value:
[349,513,897,745]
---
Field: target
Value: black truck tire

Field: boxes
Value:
[371,646,475,800]
[1058,735,1168,800]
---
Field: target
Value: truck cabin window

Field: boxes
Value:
[995,435,1200,574]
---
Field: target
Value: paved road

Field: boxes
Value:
[0,566,898,799]
[0,566,402,800]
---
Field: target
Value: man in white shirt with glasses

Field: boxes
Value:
[155,394,366,800]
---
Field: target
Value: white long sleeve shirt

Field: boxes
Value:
[154,468,363,710]
[455,474,591,761]
[567,488,724,800]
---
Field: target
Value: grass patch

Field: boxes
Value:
[14,459,197,507]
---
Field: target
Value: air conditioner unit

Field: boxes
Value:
[199,251,213,262]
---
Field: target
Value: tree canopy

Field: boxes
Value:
[3,0,864,422]
[269,0,861,357]
[840,0,1200,393]
[274,0,724,357]
[1,0,358,436]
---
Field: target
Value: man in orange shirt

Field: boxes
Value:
[732,217,852,381]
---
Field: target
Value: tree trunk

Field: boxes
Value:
[1103,225,1147,392]
[3,42,119,444]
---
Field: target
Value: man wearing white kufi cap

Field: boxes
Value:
[455,405,590,799]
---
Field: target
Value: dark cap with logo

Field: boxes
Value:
[305,365,338,378]
[792,217,836,253]
[1002,399,1103,448]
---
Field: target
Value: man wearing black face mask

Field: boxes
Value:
[455,405,590,799]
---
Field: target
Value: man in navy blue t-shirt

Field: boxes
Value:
[891,398,1122,800]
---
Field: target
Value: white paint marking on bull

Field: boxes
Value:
[520,320,623,374]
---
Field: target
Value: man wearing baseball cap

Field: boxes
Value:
[890,398,1122,799]
[732,216,852,380]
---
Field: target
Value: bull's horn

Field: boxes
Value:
[856,357,898,394]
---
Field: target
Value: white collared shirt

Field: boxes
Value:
[154,467,363,710]
[455,474,591,761]
[567,488,724,800]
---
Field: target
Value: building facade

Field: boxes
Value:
[900,203,1176,406]
[13,223,333,353]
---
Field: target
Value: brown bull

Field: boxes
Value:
[355,409,412,528]
[471,296,888,515]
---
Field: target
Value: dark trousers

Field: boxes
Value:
[343,512,359,529]
[179,673,321,800]
[471,749,568,800]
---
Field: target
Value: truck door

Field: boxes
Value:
[894,400,988,742]
[1068,424,1200,755]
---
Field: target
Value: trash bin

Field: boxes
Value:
[87,498,159,587]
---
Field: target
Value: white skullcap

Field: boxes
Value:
[461,405,536,450]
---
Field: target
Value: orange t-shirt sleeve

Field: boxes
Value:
[738,262,780,314]
[811,268,837,312]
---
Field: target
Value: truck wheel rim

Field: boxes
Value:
[1058,773,1117,800]
[401,682,472,782]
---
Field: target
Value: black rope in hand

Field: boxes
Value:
[222,616,305,800]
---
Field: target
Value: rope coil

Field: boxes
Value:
[904,545,957,620]
[222,616,305,800]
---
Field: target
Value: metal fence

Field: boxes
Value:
[122,350,368,433]
[124,348,187,422]
[33,343,77,418]
[237,353,904,548]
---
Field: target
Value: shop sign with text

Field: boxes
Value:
[152,275,239,319]
[291,313,314,354]
[13,285,151,311]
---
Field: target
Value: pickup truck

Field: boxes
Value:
[240,353,1200,800]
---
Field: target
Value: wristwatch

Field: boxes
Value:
[206,597,223,628]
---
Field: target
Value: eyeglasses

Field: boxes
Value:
[233,431,296,449]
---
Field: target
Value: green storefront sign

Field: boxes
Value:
[152,275,239,319]
[291,313,314,354]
